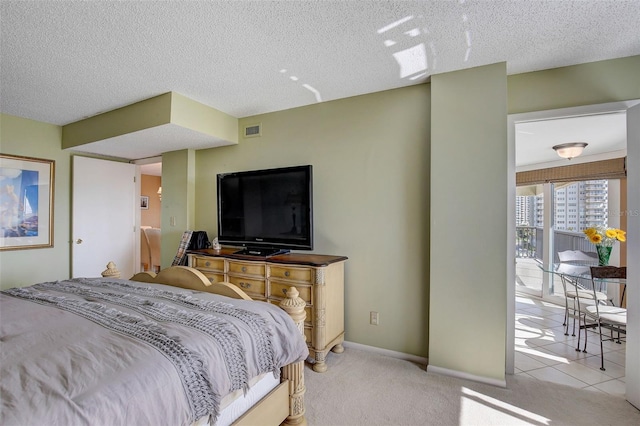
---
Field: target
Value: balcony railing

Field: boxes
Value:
[553,229,596,260]
[516,226,596,262]
[515,226,539,259]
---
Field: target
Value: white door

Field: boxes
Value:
[72,156,136,278]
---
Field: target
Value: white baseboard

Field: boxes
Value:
[426,364,507,388]
[342,342,506,388]
[343,341,428,366]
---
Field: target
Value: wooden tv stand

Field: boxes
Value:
[187,248,347,372]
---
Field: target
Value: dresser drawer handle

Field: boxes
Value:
[242,266,247,273]
[239,282,251,289]
[284,271,290,277]
[205,261,211,267]
[209,277,215,283]
[282,288,288,295]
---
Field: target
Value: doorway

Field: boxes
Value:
[138,160,162,272]
[507,99,639,380]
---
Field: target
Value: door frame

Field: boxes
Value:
[72,156,138,278]
[507,99,640,375]
[133,156,162,272]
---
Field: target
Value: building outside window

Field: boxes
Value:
[515,179,611,298]
[553,180,609,231]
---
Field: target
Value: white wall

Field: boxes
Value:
[625,103,640,408]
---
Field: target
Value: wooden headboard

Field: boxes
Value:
[130,266,252,300]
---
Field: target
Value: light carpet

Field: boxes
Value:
[304,347,640,425]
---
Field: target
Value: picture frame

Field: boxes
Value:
[0,154,55,251]
[140,195,149,210]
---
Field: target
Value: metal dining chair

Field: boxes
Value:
[583,266,627,371]
[556,250,606,338]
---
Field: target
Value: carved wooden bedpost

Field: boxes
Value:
[279,287,307,426]
[101,261,121,278]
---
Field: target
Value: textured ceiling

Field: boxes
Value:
[2,1,639,166]
[515,112,628,169]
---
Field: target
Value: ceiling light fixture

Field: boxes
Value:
[552,142,588,160]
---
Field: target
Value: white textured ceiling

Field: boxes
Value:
[2,0,640,166]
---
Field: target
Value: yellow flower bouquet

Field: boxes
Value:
[583,226,626,247]
[583,225,626,265]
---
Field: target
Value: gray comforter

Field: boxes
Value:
[0,278,308,426]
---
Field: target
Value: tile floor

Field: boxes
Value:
[514,293,626,397]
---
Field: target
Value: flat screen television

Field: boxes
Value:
[217,165,313,256]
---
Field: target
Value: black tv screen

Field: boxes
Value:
[217,165,313,255]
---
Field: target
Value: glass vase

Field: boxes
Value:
[596,245,612,266]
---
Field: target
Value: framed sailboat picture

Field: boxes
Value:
[0,154,55,250]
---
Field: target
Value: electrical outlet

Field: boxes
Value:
[370,311,379,325]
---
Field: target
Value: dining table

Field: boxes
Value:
[543,261,627,307]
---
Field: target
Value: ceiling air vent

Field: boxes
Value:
[244,123,262,138]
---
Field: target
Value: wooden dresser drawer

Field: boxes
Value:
[228,276,266,296]
[200,271,225,285]
[228,261,266,277]
[270,281,312,304]
[186,251,345,373]
[269,265,313,283]
[192,256,225,271]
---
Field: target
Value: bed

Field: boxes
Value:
[0,265,308,426]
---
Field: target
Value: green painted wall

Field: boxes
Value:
[170,93,238,144]
[189,55,638,360]
[0,114,70,288]
[1,55,638,361]
[62,91,239,150]
[430,63,508,382]
[508,55,640,113]
[62,93,173,148]
[194,85,432,356]
[159,149,196,268]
